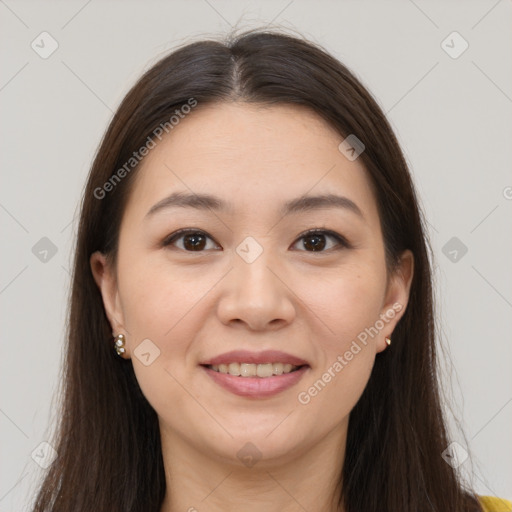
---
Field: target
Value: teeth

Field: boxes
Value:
[228,362,241,376]
[209,362,300,377]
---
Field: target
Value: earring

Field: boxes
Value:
[114,333,126,356]
[385,336,392,346]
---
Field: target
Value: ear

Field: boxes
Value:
[90,251,128,355]
[376,249,414,353]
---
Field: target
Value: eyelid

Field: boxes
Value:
[162,228,351,251]
[294,228,351,250]
[162,228,221,249]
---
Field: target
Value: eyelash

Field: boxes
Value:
[162,228,351,253]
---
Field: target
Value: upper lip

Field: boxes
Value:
[200,350,309,367]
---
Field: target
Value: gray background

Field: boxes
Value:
[1,0,511,509]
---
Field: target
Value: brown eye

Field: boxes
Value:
[163,228,349,253]
[292,230,349,252]
[163,230,220,252]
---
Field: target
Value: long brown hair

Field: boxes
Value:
[32,28,483,511]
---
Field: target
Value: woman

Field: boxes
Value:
[32,29,510,511]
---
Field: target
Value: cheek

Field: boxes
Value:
[295,260,386,345]
[304,347,375,421]
[118,256,208,416]
[292,260,385,408]
[296,267,380,416]
[118,254,210,340]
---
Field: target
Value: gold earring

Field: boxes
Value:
[114,333,126,356]
[385,336,392,346]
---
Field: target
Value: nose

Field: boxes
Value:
[216,249,296,332]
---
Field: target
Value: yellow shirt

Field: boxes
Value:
[478,495,512,512]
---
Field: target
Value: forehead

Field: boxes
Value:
[123,102,380,226]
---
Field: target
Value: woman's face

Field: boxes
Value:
[91,102,413,467]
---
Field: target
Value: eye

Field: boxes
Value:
[162,229,220,252]
[162,228,350,253]
[291,229,350,252]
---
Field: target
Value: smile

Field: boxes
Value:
[201,364,309,398]
[206,362,301,377]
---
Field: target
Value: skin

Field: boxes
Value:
[91,102,414,512]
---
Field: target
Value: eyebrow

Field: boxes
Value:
[145,191,364,220]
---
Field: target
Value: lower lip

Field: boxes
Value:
[201,365,309,398]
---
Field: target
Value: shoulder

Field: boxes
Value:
[478,495,512,512]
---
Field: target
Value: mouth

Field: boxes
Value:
[200,362,310,398]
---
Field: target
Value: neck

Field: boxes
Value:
[158,419,347,512]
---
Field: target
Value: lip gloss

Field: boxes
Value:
[201,365,309,398]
